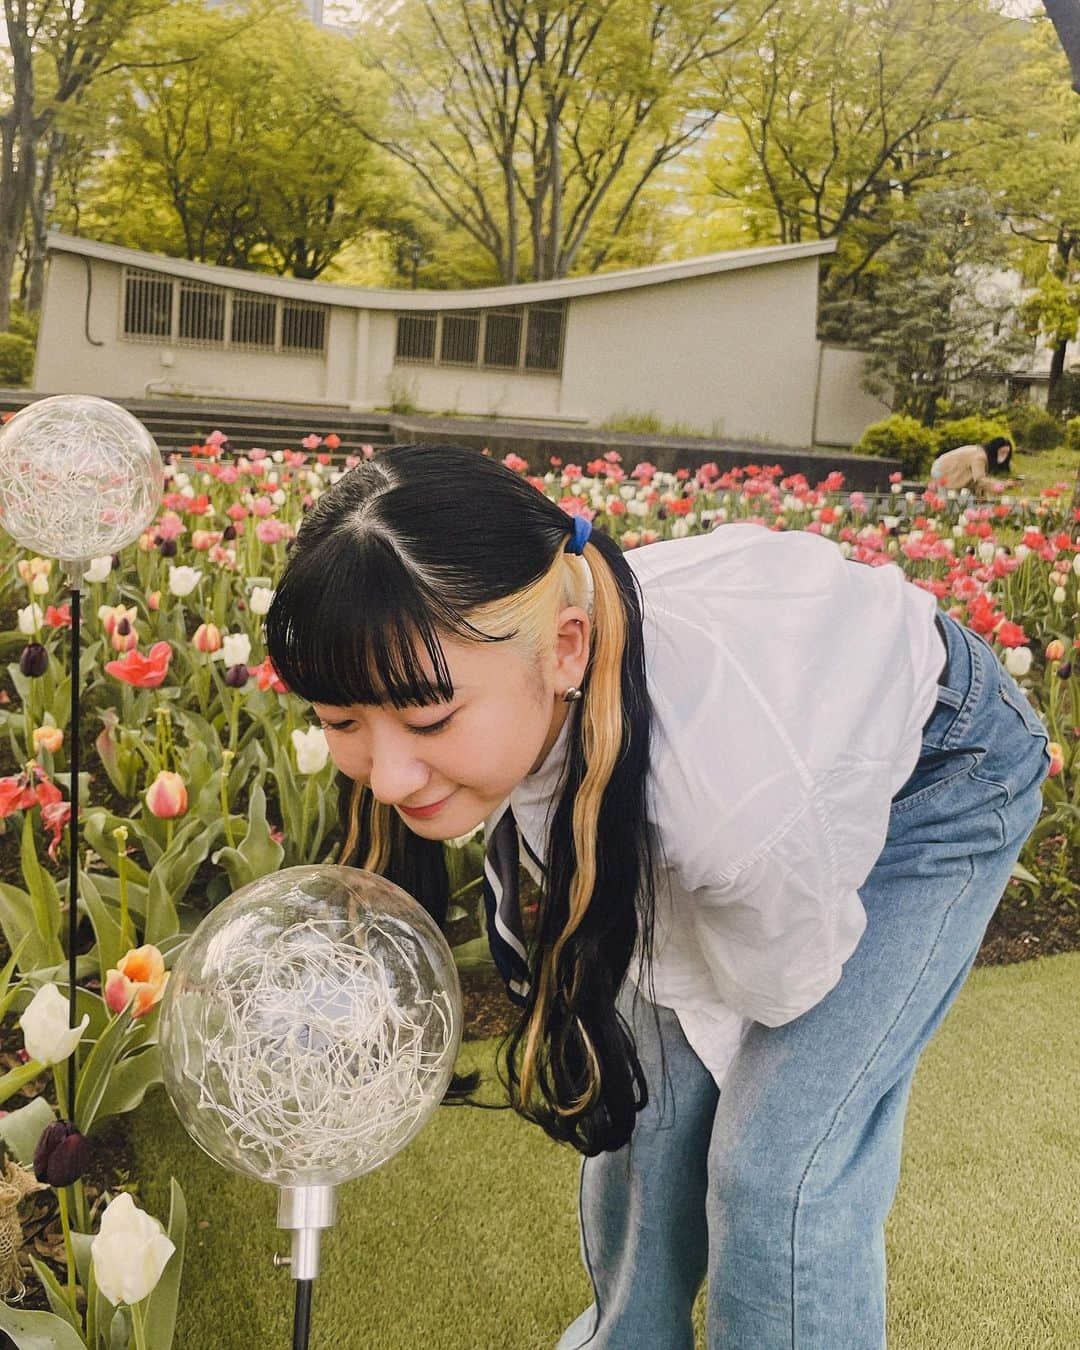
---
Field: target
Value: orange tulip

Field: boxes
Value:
[1047,743,1065,777]
[1045,640,1065,663]
[104,945,169,1017]
[145,770,187,818]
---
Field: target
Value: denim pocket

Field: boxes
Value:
[890,747,981,815]
[995,667,1049,744]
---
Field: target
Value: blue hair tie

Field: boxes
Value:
[565,515,592,555]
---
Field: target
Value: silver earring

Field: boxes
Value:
[562,686,583,703]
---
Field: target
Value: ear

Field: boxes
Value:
[552,605,591,693]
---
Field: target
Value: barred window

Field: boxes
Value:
[178,281,225,345]
[440,311,480,365]
[483,308,523,368]
[231,292,277,348]
[396,313,437,362]
[525,303,564,372]
[282,301,326,353]
[123,270,173,338]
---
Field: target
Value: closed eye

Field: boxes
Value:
[316,717,354,732]
[407,713,456,737]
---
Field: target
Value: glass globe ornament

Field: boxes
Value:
[159,864,464,1188]
[0,394,163,565]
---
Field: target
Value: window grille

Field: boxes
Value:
[525,303,564,371]
[123,269,173,339]
[396,313,437,362]
[483,308,523,368]
[282,301,326,353]
[440,311,480,365]
[178,280,226,345]
[231,292,277,348]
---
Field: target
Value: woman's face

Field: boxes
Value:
[311,608,590,840]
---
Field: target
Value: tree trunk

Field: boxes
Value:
[1048,337,1069,413]
[26,130,62,313]
[0,7,36,333]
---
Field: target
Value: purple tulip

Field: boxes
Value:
[34,1120,89,1187]
[222,524,237,542]
[19,643,48,678]
[224,663,249,688]
[1058,662,1072,680]
[159,538,178,558]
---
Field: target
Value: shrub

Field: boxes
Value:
[7,302,39,343]
[933,415,1010,454]
[1004,402,1062,450]
[853,414,938,476]
[1064,416,1080,452]
[0,331,34,386]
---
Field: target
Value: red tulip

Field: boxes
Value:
[106,641,173,689]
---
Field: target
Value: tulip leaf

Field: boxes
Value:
[1009,861,1040,885]
[75,1006,138,1136]
[87,874,148,923]
[82,810,151,888]
[0,1095,54,1166]
[142,1177,187,1350]
[69,1231,92,1289]
[28,1256,83,1335]
[0,1057,49,1109]
[0,932,30,1013]
[450,936,496,971]
[20,813,64,962]
[0,1302,90,1349]
[213,781,284,890]
[78,870,125,991]
[0,882,58,971]
[145,818,223,944]
[91,1046,163,1124]
[108,1307,132,1350]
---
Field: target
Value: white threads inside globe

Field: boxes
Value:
[180,918,455,1182]
[0,395,163,560]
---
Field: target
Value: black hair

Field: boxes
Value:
[264,444,662,1155]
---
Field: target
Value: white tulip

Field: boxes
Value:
[672,520,689,538]
[249,586,275,616]
[219,632,251,667]
[838,541,853,557]
[291,726,329,774]
[173,471,190,488]
[1015,544,1030,562]
[890,483,901,494]
[1004,647,1033,678]
[978,542,996,564]
[86,555,112,583]
[1053,586,1067,605]
[179,484,195,500]
[271,489,286,507]
[91,1192,175,1307]
[267,471,279,486]
[167,566,203,597]
[31,573,49,596]
[20,984,89,1066]
[1073,553,1080,577]
[17,603,43,634]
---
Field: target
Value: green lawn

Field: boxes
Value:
[132,951,1080,1349]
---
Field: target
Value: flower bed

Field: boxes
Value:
[0,435,1076,1341]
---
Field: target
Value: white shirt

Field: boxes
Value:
[500,522,947,1089]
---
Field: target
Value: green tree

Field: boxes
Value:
[358,0,778,284]
[828,185,1031,424]
[681,0,1021,298]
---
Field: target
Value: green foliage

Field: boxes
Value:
[934,416,1011,454]
[0,332,35,385]
[853,414,938,475]
[7,302,39,343]
[1004,403,1062,451]
[1064,416,1080,452]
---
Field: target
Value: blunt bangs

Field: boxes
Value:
[265,524,506,709]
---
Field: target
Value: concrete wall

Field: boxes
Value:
[35,252,335,406]
[813,345,892,446]
[558,261,821,444]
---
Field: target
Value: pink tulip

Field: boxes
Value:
[147,591,161,612]
[145,771,187,819]
[111,618,138,653]
[193,622,222,653]
[1046,640,1065,663]
[255,519,291,545]
[105,945,169,1018]
[302,434,322,449]
[191,530,223,551]
[251,497,275,518]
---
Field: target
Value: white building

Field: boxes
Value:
[34,233,889,446]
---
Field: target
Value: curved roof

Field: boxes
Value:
[46,232,836,311]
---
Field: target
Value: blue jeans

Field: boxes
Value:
[556,611,1051,1349]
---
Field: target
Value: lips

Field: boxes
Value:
[399,791,456,819]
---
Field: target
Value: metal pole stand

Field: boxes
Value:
[275,1184,338,1350]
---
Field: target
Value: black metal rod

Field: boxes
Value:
[67,584,80,1124]
[292,1279,313,1350]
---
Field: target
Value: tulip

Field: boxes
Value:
[158,538,177,558]
[20,984,89,1066]
[148,590,161,611]
[222,523,238,542]
[98,603,138,637]
[219,632,251,667]
[224,662,249,688]
[193,622,222,654]
[1047,742,1064,777]
[167,565,202,597]
[111,617,139,653]
[17,603,43,634]
[105,945,169,1018]
[145,771,187,819]
[85,555,112,583]
[105,641,172,689]
[32,725,63,755]
[1046,639,1065,663]
[1003,647,1033,678]
[19,643,48,678]
[1058,662,1072,680]
[34,1119,89,1187]
[17,557,51,584]
[249,586,275,615]
[1053,586,1067,606]
[291,726,329,774]
[91,1192,176,1307]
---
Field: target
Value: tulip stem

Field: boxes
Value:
[56,1185,77,1318]
[131,1299,149,1350]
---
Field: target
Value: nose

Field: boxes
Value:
[365,726,432,807]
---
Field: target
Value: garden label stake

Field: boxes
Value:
[158,865,463,1350]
